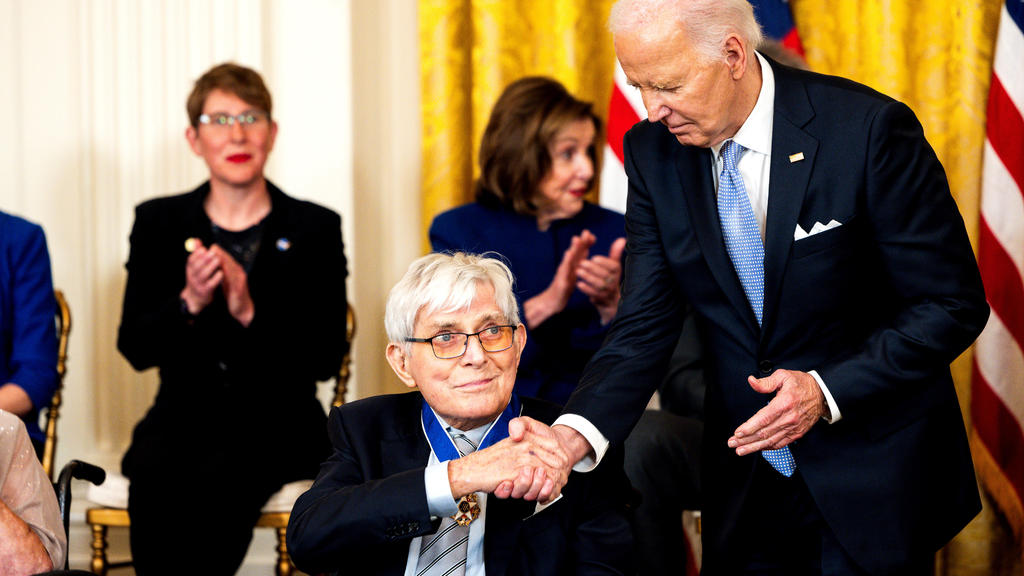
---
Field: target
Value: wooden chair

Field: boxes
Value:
[41,289,72,481]
[85,304,356,576]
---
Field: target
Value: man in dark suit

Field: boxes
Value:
[497,1,989,574]
[287,252,633,576]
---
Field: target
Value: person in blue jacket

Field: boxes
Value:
[0,210,58,456]
[430,77,626,406]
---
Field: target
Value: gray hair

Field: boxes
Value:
[609,0,764,63]
[385,252,521,348]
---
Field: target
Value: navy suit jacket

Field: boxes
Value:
[563,60,987,574]
[287,392,634,576]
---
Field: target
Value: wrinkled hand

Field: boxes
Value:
[448,436,566,500]
[523,231,596,328]
[576,236,626,324]
[208,245,255,326]
[492,418,590,503]
[728,369,824,455]
[180,240,222,315]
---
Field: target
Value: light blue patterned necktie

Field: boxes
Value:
[717,140,796,478]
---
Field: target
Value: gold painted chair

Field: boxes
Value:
[41,289,72,481]
[85,304,356,576]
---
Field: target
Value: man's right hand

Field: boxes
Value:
[491,418,592,503]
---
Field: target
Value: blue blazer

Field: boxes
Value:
[0,211,57,444]
[287,392,634,576]
[564,60,987,574]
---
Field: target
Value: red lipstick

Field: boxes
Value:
[227,154,252,163]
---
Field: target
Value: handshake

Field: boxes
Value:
[448,419,592,504]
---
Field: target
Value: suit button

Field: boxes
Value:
[758,360,774,374]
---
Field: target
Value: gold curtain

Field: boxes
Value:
[791,1,1018,573]
[419,0,616,250]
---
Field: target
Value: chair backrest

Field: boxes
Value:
[41,290,71,480]
[332,304,357,407]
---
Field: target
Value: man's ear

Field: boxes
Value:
[386,343,418,389]
[724,34,748,80]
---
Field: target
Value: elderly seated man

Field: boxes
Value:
[287,252,633,575]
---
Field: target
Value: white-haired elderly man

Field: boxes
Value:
[287,252,633,576]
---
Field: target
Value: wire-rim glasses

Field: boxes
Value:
[405,325,517,359]
[198,111,269,129]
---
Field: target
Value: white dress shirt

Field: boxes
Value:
[405,412,492,576]
[555,52,840,471]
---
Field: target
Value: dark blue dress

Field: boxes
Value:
[430,201,625,405]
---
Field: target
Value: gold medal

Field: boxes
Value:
[451,493,480,526]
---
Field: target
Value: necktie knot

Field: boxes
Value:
[721,140,744,171]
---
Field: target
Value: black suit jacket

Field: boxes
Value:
[119,180,347,489]
[564,60,988,575]
[287,392,634,576]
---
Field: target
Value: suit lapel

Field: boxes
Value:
[678,144,761,335]
[482,403,542,576]
[762,65,818,336]
[382,393,432,476]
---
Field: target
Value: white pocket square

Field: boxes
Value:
[794,219,842,241]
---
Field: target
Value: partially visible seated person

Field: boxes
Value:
[0,409,65,574]
[0,211,59,456]
[288,252,634,575]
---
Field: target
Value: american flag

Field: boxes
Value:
[971,0,1024,552]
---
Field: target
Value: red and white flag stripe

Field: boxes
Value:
[971,0,1024,543]
[599,62,645,213]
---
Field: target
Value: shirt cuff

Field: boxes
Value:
[424,462,458,517]
[552,414,609,472]
[809,369,842,424]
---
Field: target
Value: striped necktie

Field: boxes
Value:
[416,432,478,576]
[718,140,796,478]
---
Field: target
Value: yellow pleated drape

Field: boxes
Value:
[791,1,1018,573]
[419,0,616,250]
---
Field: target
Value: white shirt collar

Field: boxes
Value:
[713,50,775,158]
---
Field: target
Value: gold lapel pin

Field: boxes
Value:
[184,237,200,253]
[789,152,805,163]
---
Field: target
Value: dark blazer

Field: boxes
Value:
[563,60,988,575]
[287,392,634,576]
[118,180,347,489]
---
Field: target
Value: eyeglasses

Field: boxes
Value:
[405,325,518,359]
[198,111,269,129]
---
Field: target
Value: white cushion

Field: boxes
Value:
[84,472,314,514]
[86,471,129,509]
[260,479,315,513]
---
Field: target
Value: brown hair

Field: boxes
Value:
[475,77,601,215]
[186,62,273,129]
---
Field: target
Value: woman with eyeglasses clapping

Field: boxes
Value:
[116,62,348,575]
